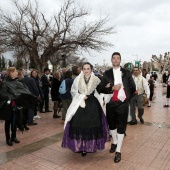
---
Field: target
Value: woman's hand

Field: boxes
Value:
[84,96,88,100]
[105,83,111,88]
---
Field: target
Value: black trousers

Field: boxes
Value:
[5,118,17,141]
[39,99,44,112]
[44,91,49,111]
[106,100,129,134]
[149,92,154,101]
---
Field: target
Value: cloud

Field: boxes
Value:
[1,0,170,66]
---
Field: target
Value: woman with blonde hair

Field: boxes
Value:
[51,71,61,118]
[0,67,36,146]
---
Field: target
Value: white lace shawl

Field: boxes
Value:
[64,71,100,129]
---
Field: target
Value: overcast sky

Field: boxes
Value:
[1,0,170,66]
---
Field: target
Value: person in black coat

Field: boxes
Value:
[148,75,155,107]
[51,71,62,118]
[41,68,52,112]
[30,69,44,116]
[162,72,168,87]
[97,52,136,163]
[21,70,39,125]
[0,67,36,146]
[1,68,20,146]
[164,68,170,107]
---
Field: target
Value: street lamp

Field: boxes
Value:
[132,54,140,68]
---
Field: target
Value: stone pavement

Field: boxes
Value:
[0,82,170,170]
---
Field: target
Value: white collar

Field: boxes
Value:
[113,67,120,71]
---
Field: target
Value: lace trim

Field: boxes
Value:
[78,74,100,95]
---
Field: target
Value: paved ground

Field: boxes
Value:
[0,81,170,170]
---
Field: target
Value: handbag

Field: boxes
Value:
[142,93,148,106]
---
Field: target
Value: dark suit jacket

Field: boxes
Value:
[97,67,136,100]
[21,76,39,97]
[41,74,50,92]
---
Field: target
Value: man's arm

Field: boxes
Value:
[143,77,150,98]
[127,70,136,95]
[96,73,113,94]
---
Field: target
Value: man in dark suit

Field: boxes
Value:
[41,68,52,112]
[21,70,39,126]
[164,68,170,107]
[97,52,136,163]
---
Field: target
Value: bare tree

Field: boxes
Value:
[49,48,87,72]
[0,37,7,54]
[67,55,87,67]
[152,52,170,73]
[0,0,115,72]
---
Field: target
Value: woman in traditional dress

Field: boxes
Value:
[62,62,110,156]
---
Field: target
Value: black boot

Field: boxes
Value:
[6,139,13,146]
[53,101,61,119]
[53,114,61,118]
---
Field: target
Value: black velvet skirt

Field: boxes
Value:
[69,95,104,140]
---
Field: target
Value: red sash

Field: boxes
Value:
[111,89,127,101]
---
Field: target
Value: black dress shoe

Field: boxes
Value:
[11,138,20,143]
[114,152,121,163]
[164,105,169,107]
[45,110,52,112]
[81,152,87,157]
[110,144,117,153]
[139,118,144,124]
[129,121,137,125]
[53,114,61,119]
[6,140,13,146]
[39,110,46,113]
[28,122,38,126]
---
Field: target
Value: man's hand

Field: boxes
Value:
[134,90,138,94]
[112,84,122,91]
